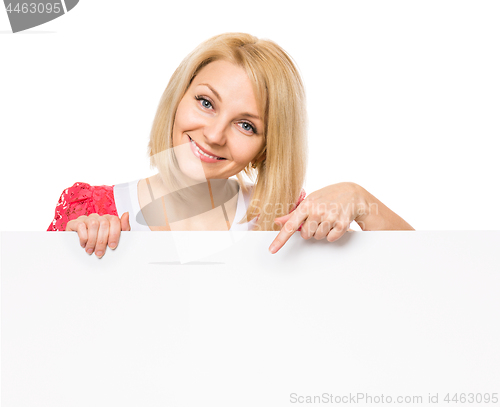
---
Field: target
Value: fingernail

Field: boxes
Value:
[269,244,277,254]
[109,243,117,249]
[95,251,103,257]
[86,248,93,254]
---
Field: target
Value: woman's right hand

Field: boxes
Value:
[66,212,131,258]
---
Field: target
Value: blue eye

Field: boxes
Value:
[240,122,257,134]
[195,95,213,109]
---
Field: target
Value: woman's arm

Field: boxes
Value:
[353,183,414,231]
[270,182,413,253]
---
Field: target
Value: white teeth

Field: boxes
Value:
[190,139,222,160]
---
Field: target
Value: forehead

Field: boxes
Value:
[191,60,260,112]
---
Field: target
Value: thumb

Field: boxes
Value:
[121,212,131,231]
[274,213,292,225]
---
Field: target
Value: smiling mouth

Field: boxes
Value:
[188,135,226,160]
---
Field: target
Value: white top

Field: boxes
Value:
[113,178,257,231]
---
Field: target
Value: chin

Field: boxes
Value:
[171,147,204,183]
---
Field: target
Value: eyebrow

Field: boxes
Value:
[197,83,262,121]
[199,83,222,102]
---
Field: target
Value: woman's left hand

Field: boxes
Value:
[269,182,363,254]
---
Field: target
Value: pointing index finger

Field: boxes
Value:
[269,204,309,254]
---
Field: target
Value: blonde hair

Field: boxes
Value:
[147,32,307,231]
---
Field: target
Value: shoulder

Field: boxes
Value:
[240,181,255,194]
[58,182,94,201]
[57,182,115,206]
[236,181,256,206]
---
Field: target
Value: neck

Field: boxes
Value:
[151,173,239,220]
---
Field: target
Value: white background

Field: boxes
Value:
[1,0,499,231]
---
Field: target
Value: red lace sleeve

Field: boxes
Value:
[290,188,306,212]
[47,182,118,231]
[289,188,306,231]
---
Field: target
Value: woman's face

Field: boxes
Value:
[172,60,265,180]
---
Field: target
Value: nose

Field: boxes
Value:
[203,116,228,146]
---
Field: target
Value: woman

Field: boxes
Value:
[47,32,413,257]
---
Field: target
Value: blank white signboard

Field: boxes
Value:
[2,231,500,406]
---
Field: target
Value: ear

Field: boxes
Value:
[252,153,266,165]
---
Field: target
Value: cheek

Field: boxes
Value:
[230,138,264,164]
[174,101,204,132]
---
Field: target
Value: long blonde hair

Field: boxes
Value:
[147,32,307,231]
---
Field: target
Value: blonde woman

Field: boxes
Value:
[47,32,413,257]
